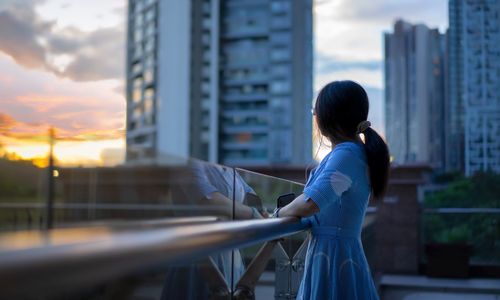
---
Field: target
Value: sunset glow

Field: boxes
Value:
[2,137,125,167]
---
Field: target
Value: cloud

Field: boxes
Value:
[59,27,124,81]
[0,110,123,143]
[316,52,381,74]
[0,112,17,133]
[0,54,125,145]
[0,1,124,82]
[316,0,447,29]
[112,82,125,96]
[0,6,52,70]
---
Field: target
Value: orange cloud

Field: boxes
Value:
[0,113,123,142]
[16,94,68,113]
[0,112,17,132]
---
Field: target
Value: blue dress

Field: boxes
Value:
[297,142,379,300]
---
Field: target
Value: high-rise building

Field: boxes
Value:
[384,20,446,169]
[447,0,500,176]
[125,0,313,167]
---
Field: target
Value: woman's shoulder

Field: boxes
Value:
[326,142,366,167]
[334,141,364,152]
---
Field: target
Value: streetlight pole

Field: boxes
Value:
[45,127,55,230]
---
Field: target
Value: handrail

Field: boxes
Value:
[421,207,500,214]
[0,217,308,299]
[0,202,230,212]
[58,216,220,229]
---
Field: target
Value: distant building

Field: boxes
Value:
[125,0,313,167]
[384,20,446,169]
[447,0,500,176]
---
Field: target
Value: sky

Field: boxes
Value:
[0,0,448,167]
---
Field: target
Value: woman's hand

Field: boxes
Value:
[277,193,319,218]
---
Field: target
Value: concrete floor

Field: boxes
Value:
[380,274,500,300]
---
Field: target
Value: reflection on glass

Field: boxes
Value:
[160,159,268,299]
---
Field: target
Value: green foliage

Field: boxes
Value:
[431,223,471,243]
[423,171,500,264]
[0,157,41,200]
[425,171,500,208]
[0,179,37,198]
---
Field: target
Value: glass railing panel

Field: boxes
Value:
[233,168,308,299]
[40,153,239,227]
[0,159,46,232]
[0,151,242,229]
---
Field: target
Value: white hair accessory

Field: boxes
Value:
[356,120,371,134]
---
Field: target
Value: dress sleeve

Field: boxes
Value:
[190,162,219,198]
[303,148,354,211]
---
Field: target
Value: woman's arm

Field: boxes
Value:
[277,193,319,218]
[206,191,256,219]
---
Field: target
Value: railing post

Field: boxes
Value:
[290,237,308,297]
[274,242,291,299]
[273,237,308,300]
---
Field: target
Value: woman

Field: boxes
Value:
[275,80,389,299]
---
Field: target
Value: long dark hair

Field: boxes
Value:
[314,80,390,199]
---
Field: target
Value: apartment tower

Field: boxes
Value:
[125,0,313,167]
[447,0,500,175]
[385,20,446,169]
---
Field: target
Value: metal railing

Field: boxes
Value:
[422,207,500,214]
[420,207,500,268]
[0,216,309,299]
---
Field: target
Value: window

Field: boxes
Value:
[271,48,291,61]
[134,0,144,14]
[272,64,291,77]
[133,106,142,118]
[133,77,143,87]
[271,1,291,14]
[145,8,155,22]
[270,32,292,45]
[270,80,290,94]
[132,62,142,74]
[145,23,155,36]
[133,45,143,59]
[134,29,143,43]
[135,14,144,28]
[144,97,153,114]
[144,69,154,84]
[132,88,142,103]
[144,87,154,98]
[270,97,285,108]
[271,15,291,29]
[144,55,155,68]
[144,38,155,52]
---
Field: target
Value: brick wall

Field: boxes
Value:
[373,164,432,274]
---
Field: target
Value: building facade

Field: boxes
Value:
[384,20,446,169]
[125,0,313,167]
[447,0,500,175]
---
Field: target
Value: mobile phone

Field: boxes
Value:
[277,193,296,208]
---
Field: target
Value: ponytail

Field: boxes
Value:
[362,127,390,199]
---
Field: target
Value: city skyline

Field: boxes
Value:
[0,0,448,166]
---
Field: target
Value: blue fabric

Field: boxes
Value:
[297,142,379,300]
